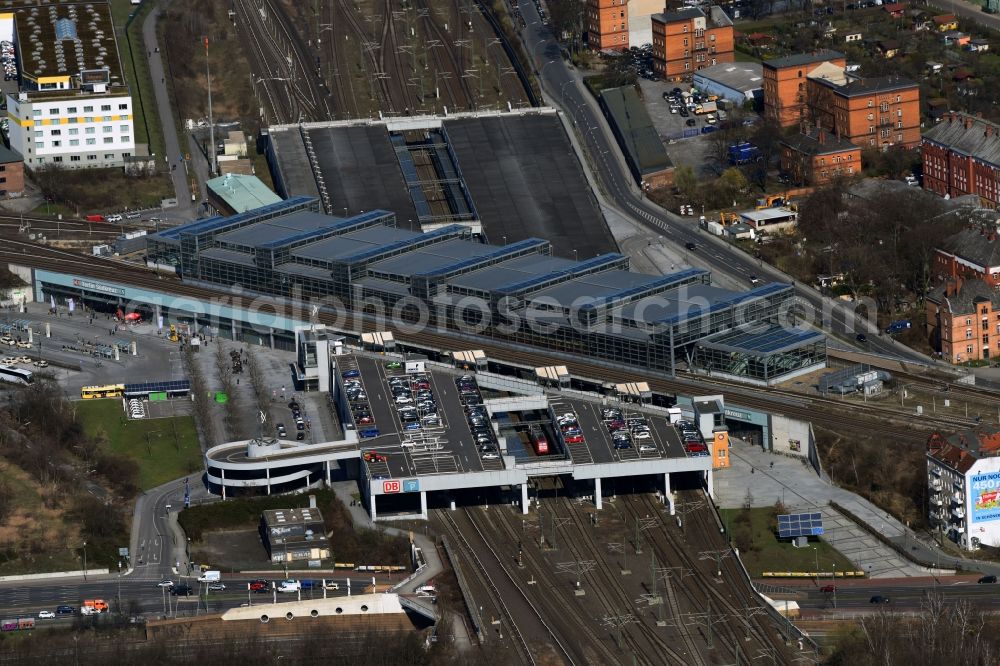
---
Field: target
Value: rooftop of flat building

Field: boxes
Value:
[780,127,859,156]
[694,62,763,92]
[10,0,124,87]
[207,174,282,215]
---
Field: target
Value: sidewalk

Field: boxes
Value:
[716,442,933,578]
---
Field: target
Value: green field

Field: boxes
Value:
[721,507,856,577]
[76,399,202,490]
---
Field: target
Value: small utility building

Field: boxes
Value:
[260,506,331,563]
[693,62,763,106]
[207,173,282,215]
[599,86,675,189]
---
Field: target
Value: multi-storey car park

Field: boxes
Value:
[142,197,826,385]
[1,1,135,169]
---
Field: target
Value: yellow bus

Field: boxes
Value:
[80,384,125,399]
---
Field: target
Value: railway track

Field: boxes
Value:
[233,0,330,123]
[439,509,567,665]
[627,492,791,660]
[562,500,705,665]
[472,502,626,664]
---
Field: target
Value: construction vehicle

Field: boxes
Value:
[719,211,739,226]
[756,194,787,209]
[168,324,179,343]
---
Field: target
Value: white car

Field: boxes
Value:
[482,452,500,460]
[37,610,55,619]
[638,444,657,453]
[32,360,48,368]
[633,431,652,440]
[157,580,174,588]
[394,396,413,405]
[105,214,123,223]
[323,581,340,590]
[15,341,30,349]
[208,583,226,591]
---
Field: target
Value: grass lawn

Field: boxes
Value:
[110,0,165,158]
[76,399,202,491]
[721,507,856,577]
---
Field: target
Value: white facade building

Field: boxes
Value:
[2,2,134,169]
[927,430,1000,550]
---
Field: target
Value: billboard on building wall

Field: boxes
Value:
[971,470,1000,523]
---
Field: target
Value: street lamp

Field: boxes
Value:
[83,541,87,580]
[812,546,819,577]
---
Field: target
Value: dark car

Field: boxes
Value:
[700,125,717,134]
[342,369,360,378]
[56,605,75,615]
[869,595,890,604]
[172,584,192,596]
[819,585,836,593]
[685,242,697,251]
[685,118,696,127]
[978,575,997,584]
[856,333,867,343]
[679,108,689,117]
[296,432,305,441]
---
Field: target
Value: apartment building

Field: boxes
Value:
[808,72,921,150]
[779,127,862,186]
[2,2,134,170]
[761,50,846,127]
[922,112,1000,207]
[927,429,1000,550]
[587,0,629,51]
[650,6,734,80]
[934,223,1000,289]
[925,275,1000,363]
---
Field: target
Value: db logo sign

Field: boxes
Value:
[383,480,401,494]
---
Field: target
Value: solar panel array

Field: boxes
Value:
[777,512,824,539]
[124,380,191,397]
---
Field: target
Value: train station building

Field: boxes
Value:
[142,197,825,385]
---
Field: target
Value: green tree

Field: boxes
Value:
[674,165,698,199]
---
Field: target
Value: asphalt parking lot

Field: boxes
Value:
[635,79,720,178]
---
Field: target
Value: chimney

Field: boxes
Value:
[987,125,994,139]
[990,232,997,242]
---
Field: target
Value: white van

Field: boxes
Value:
[197,570,221,583]
[278,579,301,593]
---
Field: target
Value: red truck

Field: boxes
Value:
[85,214,104,222]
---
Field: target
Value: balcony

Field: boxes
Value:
[930,478,942,491]
[953,506,966,519]
[931,466,942,476]
[954,524,966,534]
[952,492,964,503]
[931,496,943,506]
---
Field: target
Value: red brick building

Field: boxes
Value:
[926,276,1000,363]
[922,112,1000,208]
[587,0,629,51]
[0,145,24,197]
[762,50,846,128]
[808,73,922,150]
[934,224,1000,289]
[779,127,862,186]
[650,6,734,80]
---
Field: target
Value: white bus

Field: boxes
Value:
[0,366,32,385]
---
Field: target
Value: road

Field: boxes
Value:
[515,0,929,365]
[0,573,402,620]
[141,1,196,218]
[784,576,1000,613]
